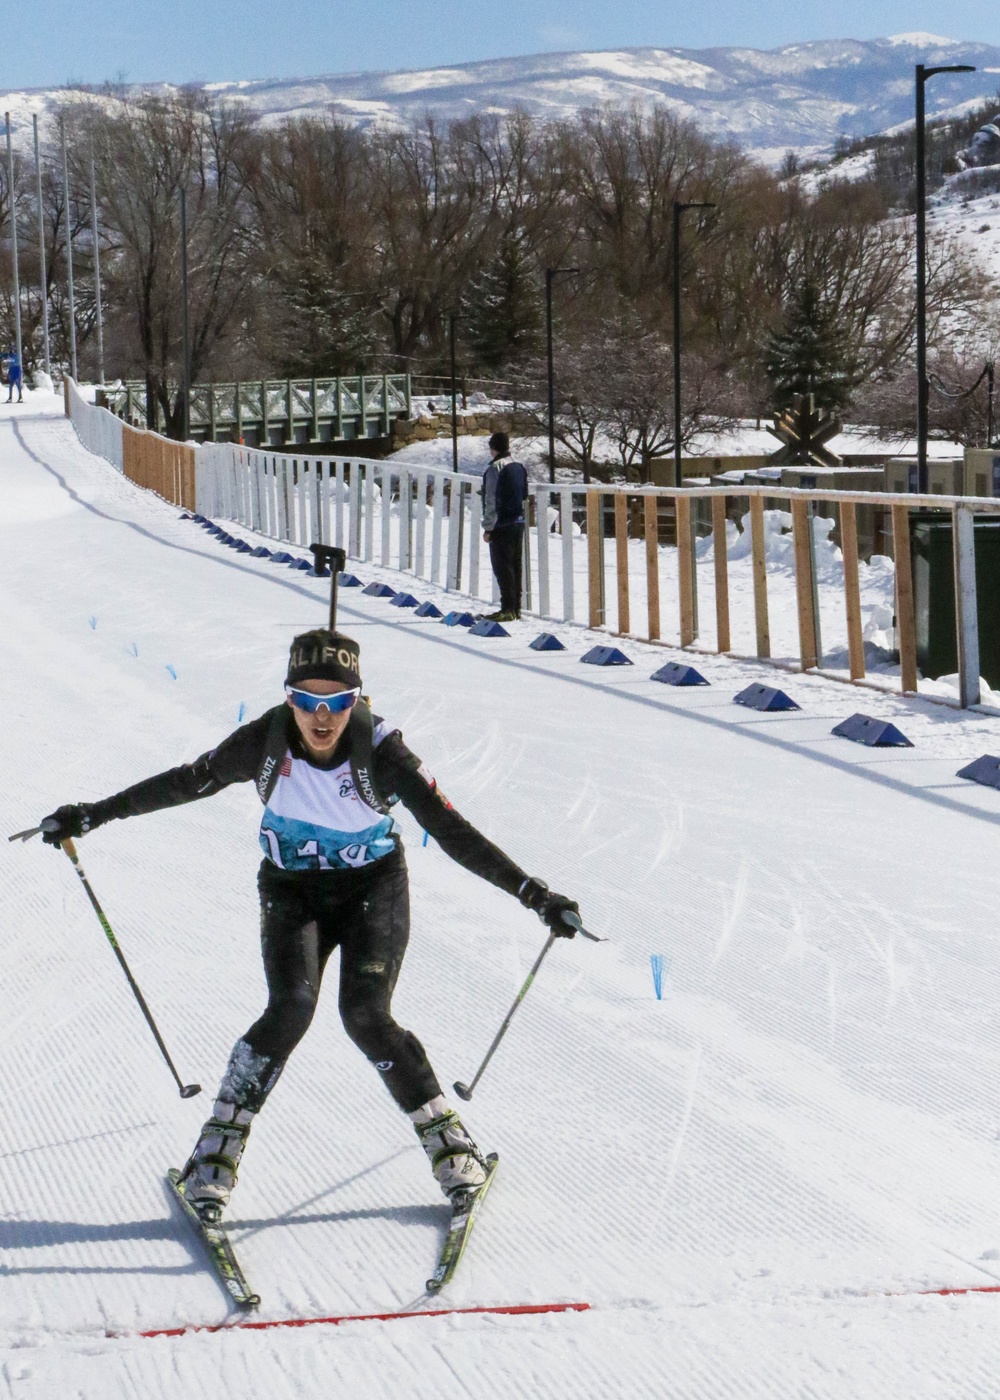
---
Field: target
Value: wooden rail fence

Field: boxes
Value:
[64,382,1000,710]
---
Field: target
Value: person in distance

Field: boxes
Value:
[481,431,529,622]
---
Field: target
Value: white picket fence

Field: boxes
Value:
[66,379,124,469]
[67,383,1000,707]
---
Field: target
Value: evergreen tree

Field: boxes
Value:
[464,233,543,374]
[764,278,857,414]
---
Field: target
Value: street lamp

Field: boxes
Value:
[179,187,192,442]
[546,266,578,485]
[673,201,715,489]
[5,112,23,375]
[60,114,77,383]
[915,62,975,492]
[33,115,50,379]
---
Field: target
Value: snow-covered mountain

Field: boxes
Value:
[3,33,1000,161]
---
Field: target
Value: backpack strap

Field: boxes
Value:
[255,707,291,806]
[349,703,393,815]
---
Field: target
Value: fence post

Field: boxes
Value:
[644,493,660,641]
[414,471,428,577]
[312,378,319,442]
[335,461,345,548]
[261,380,269,445]
[536,487,550,618]
[839,500,865,681]
[522,512,532,613]
[468,487,481,597]
[446,479,464,591]
[320,459,331,544]
[890,503,918,693]
[364,463,375,561]
[431,473,445,585]
[298,460,310,544]
[711,495,731,653]
[676,494,696,647]
[347,464,359,558]
[286,380,295,446]
[791,497,819,670]
[560,488,575,621]
[749,495,770,659]
[381,463,392,565]
[614,492,630,635]
[586,490,605,629]
[399,468,411,572]
[953,503,981,707]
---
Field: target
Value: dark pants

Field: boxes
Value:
[489,524,523,615]
[242,855,441,1114]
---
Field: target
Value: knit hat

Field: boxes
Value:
[488,431,509,456]
[286,629,362,689]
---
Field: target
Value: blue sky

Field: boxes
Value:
[4,0,999,89]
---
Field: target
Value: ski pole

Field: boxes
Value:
[309,543,347,630]
[453,914,604,1103]
[57,838,202,1100]
[453,929,558,1102]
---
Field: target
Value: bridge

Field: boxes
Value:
[101,374,412,447]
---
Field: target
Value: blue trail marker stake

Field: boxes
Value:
[88,616,97,630]
[650,954,667,1000]
[165,664,177,680]
[238,701,247,722]
[422,830,429,847]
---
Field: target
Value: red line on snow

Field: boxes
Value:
[117,1300,591,1340]
[911,1285,1000,1298]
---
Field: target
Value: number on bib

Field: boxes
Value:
[337,843,369,868]
[296,838,332,870]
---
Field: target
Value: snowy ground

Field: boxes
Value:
[7,414,1000,1395]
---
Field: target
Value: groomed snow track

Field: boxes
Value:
[5,408,1000,1397]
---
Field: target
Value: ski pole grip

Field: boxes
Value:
[310,543,348,631]
[562,912,604,943]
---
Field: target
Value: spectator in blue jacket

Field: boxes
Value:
[481,431,529,621]
[5,347,23,403]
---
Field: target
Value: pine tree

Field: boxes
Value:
[764,278,856,414]
[464,233,543,374]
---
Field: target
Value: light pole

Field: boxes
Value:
[33,115,50,378]
[89,144,104,386]
[672,201,715,489]
[60,114,77,382]
[5,112,22,373]
[546,266,578,485]
[915,62,975,492]
[179,186,191,441]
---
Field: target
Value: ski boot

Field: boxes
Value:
[180,1100,255,1222]
[411,1097,489,1199]
[179,1038,284,1221]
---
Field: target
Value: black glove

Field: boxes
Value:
[40,804,95,846]
[518,877,580,938]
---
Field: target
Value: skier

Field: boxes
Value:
[39,629,580,1221]
[5,347,23,403]
[481,431,529,622]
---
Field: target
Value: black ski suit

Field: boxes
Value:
[79,705,530,1113]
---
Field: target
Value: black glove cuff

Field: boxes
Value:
[518,877,548,911]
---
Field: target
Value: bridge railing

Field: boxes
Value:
[105,374,412,443]
[67,380,1000,709]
